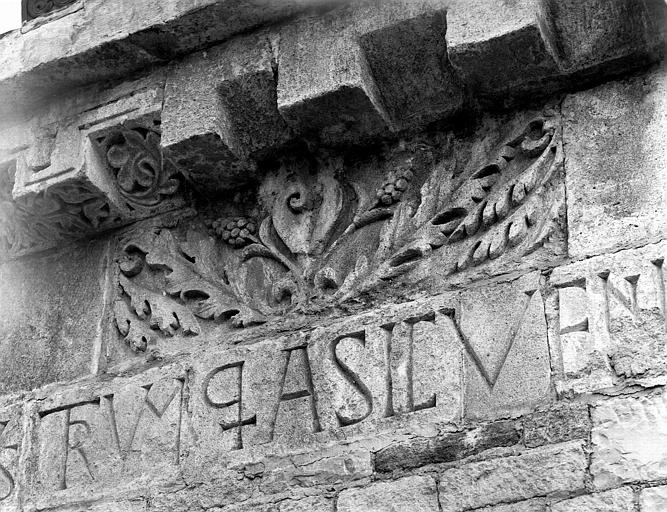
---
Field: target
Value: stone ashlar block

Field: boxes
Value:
[640,485,667,512]
[162,34,290,191]
[358,6,463,130]
[277,1,464,141]
[591,392,667,490]
[469,499,547,512]
[446,0,560,102]
[549,241,667,395]
[276,9,392,144]
[522,402,590,448]
[0,0,348,118]
[562,64,667,259]
[537,0,667,73]
[0,72,184,259]
[462,272,552,420]
[337,475,439,512]
[0,239,109,395]
[550,487,635,512]
[27,365,187,510]
[374,419,520,472]
[16,272,555,505]
[438,441,587,512]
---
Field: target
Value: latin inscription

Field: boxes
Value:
[552,244,666,391]
[33,270,590,493]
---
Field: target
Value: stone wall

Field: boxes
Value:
[0,0,666,511]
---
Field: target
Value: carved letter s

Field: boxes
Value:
[330,331,374,427]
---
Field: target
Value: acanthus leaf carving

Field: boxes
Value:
[115,227,266,351]
[114,113,565,347]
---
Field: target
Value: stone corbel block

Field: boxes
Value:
[277,10,392,144]
[357,6,464,130]
[537,0,667,74]
[0,76,184,258]
[446,0,560,102]
[278,2,467,139]
[162,35,290,191]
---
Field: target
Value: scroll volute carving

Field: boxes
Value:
[23,0,78,21]
[92,119,182,211]
[114,113,565,352]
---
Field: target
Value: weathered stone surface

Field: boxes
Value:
[0,239,109,394]
[470,499,547,512]
[551,487,635,511]
[0,72,184,259]
[591,392,667,490]
[186,298,463,462]
[374,420,520,472]
[537,0,667,72]
[27,365,186,509]
[563,64,667,259]
[0,405,22,512]
[110,109,565,359]
[37,500,149,512]
[358,6,463,130]
[438,441,587,512]
[447,0,559,101]
[278,1,466,140]
[522,402,590,448]
[163,35,289,190]
[338,475,438,512]
[276,9,391,144]
[640,485,667,512]
[549,241,667,394]
[0,0,349,118]
[462,273,552,419]
[280,496,333,512]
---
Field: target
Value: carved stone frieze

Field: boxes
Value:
[114,111,566,352]
[0,115,184,259]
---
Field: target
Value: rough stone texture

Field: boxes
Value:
[563,64,667,259]
[470,499,547,512]
[0,239,109,394]
[0,71,184,259]
[551,487,635,511]
[0,0,349,118]
[537,0,667,72]
[358,6,463,130]
[163,35,290,190]
[0,2,665,511]
[447,0,559,101]
[374,420,520,472]
[522,403,591,448]
[337,475,438,512]
[279,497,333,512]
[591,392,667,490]
[549,241,667,394]
[640,485,667,512]
[27,365,186,509]
[438,441,587,512]
[0,405,22,512]
[276,7,391,143]
[462,273,553,419]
